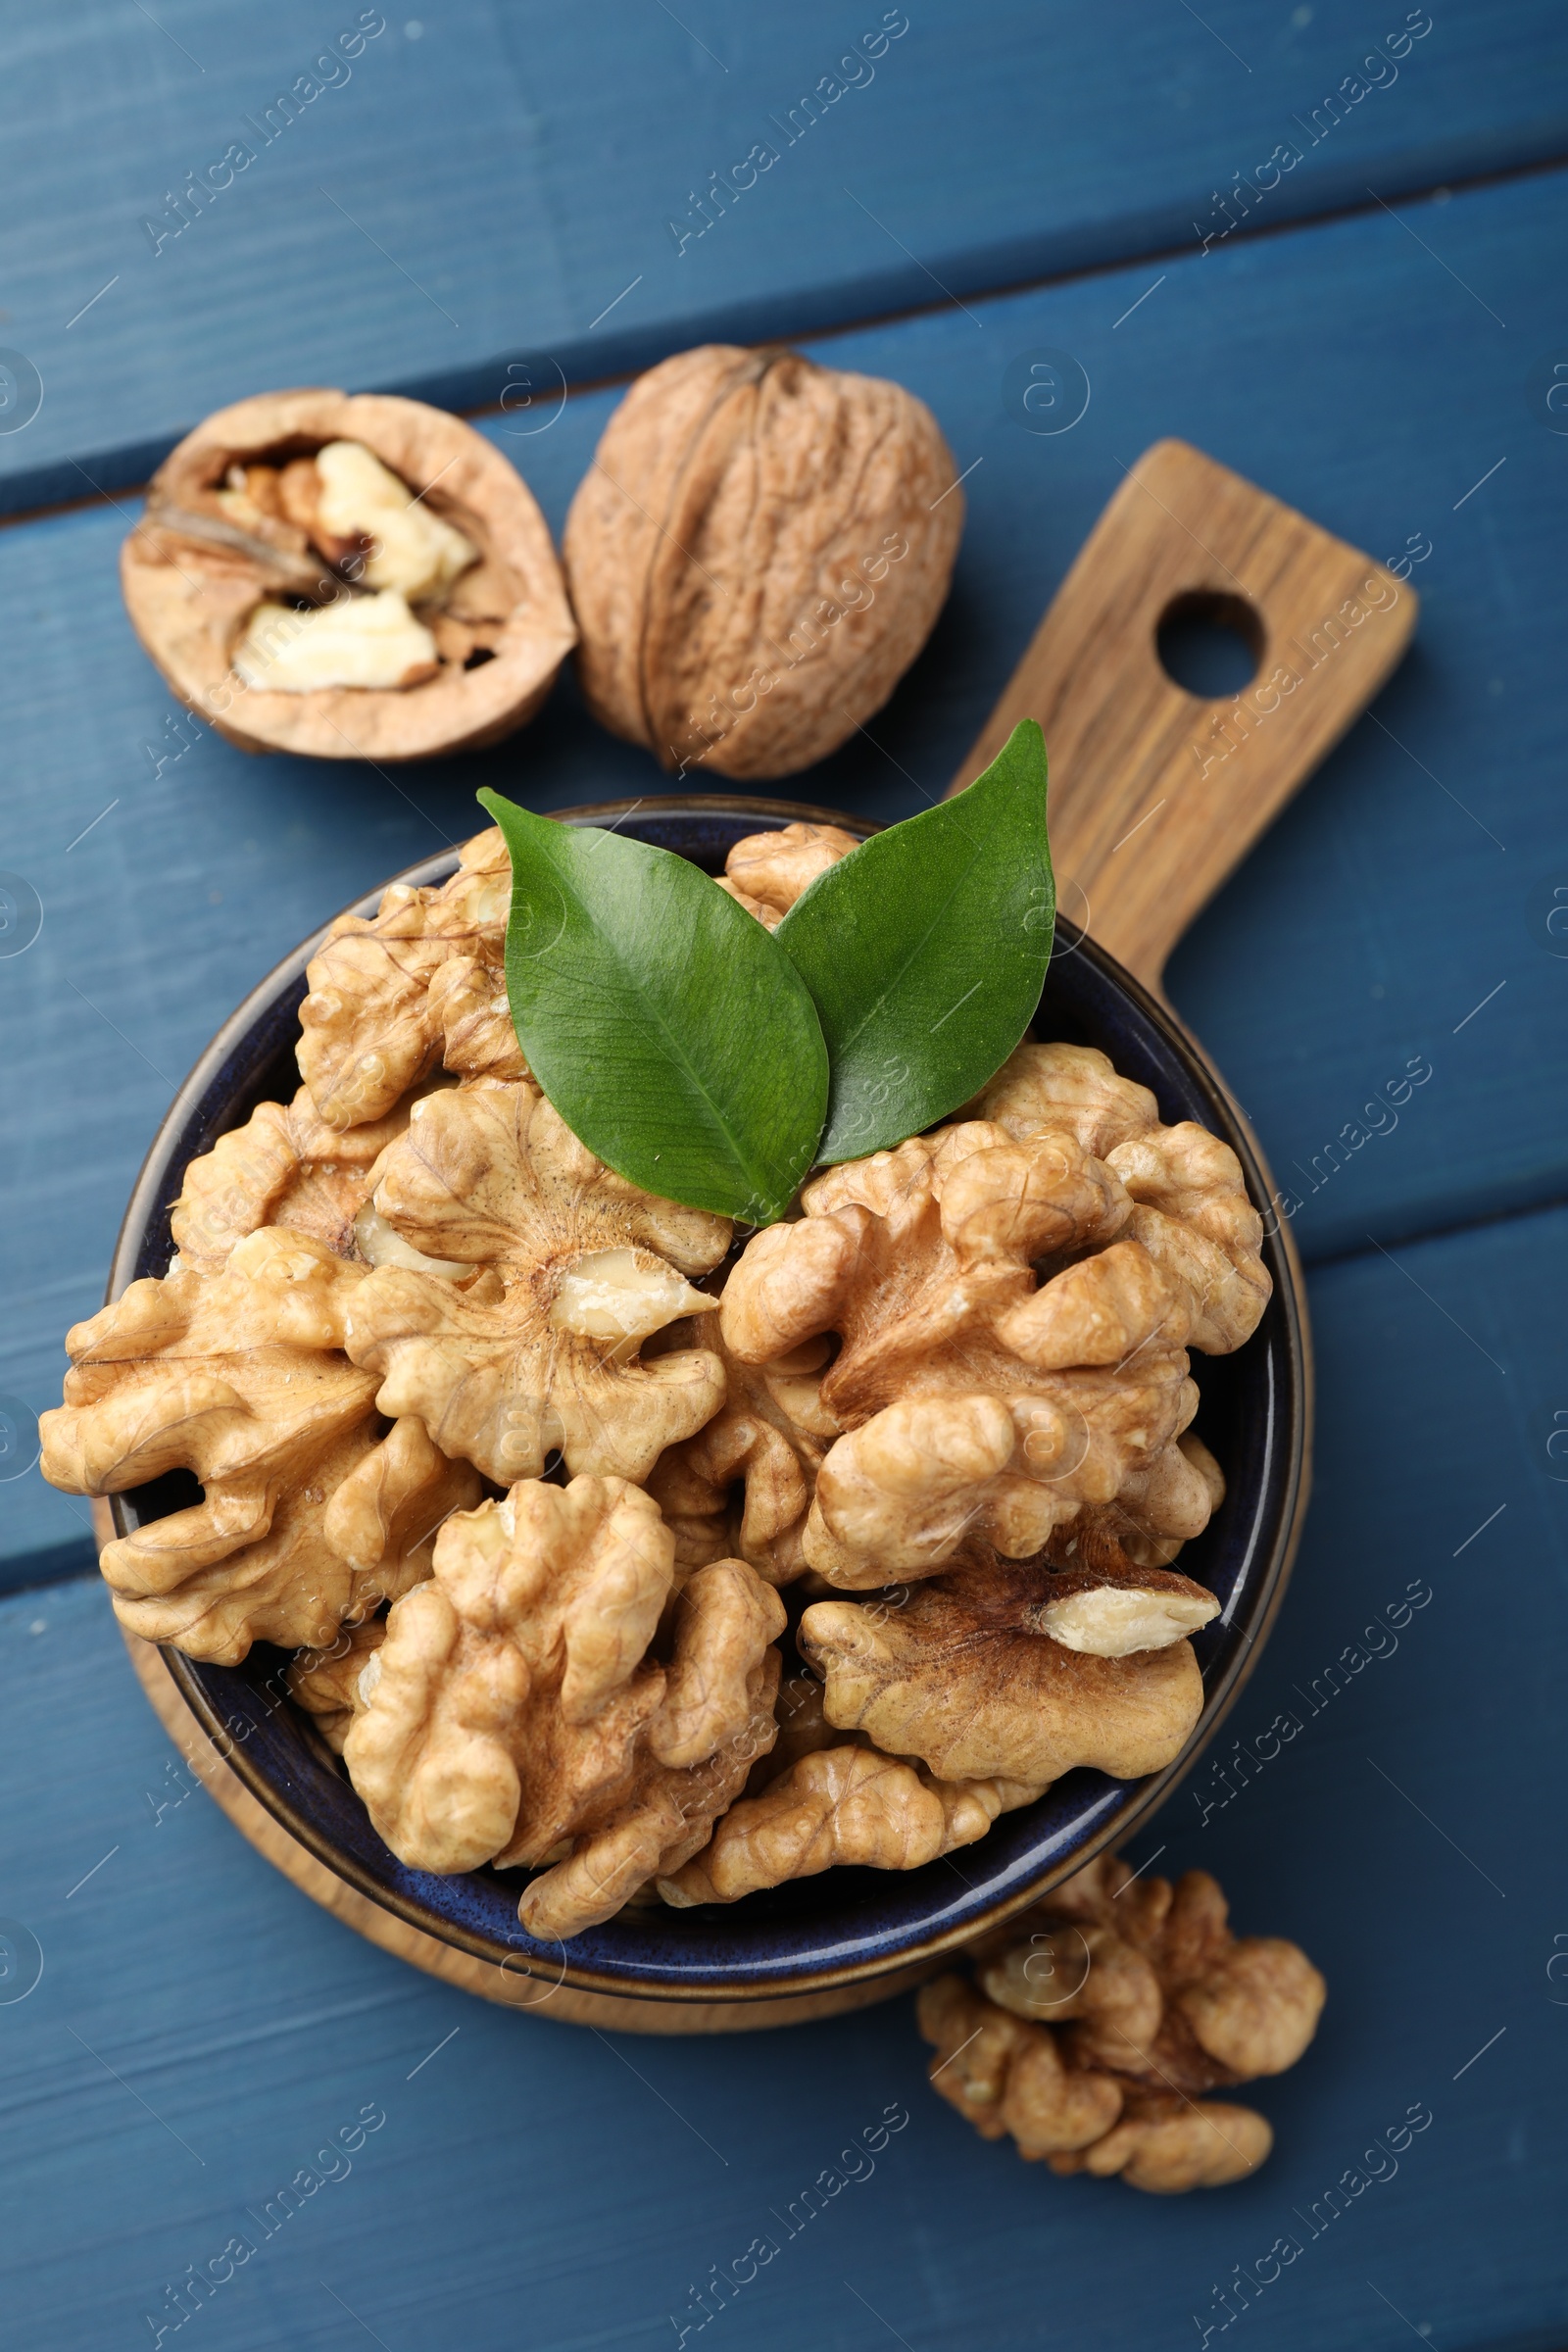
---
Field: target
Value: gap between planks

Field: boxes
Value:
[1,148,1564,536]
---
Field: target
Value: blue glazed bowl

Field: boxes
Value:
[108,797,1308,2004]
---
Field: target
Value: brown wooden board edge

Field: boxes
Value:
[948,437,1420,997]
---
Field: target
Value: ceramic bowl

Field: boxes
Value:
[107,796,1308,2004]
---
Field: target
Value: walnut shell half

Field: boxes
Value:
[122,389,575,760]
[563,345,962,780]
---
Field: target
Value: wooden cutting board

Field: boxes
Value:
[947,438,1417,997]
[112,440,1416,2034]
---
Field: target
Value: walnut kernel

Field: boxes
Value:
[919,1850,1325,2192]
[800,1554,1204,1785]
[39,1229,477,1661]
[341,1479,785,1936]
[344,1080,730,1485]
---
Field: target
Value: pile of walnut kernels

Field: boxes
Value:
[43,816,1273,1948]
[922,1849,1324,2193]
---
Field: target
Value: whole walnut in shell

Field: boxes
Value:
[39,1229,478,1662]
[123,389,575,760]
[341,1477,785,1937]
[344,1079,732,1486]
[919,1850,1326,2192]
[563,345,962,780]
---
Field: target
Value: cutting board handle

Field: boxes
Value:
[948,440,1418,993]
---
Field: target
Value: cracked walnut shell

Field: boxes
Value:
[563,345,962,780]
[341,1477,785,1937]
[918,1850,1325,2192]
[122,389,575,760]
[344,1078,731,1485]
[39,1229,479,1661]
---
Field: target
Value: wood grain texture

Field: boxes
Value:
[6,1200,1565,2349]
[4,167,1564,1579]
[0,6,1563,2338]
[949,439,1417,993]
[2,3,1566,510]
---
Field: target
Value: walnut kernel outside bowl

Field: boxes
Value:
[103,799,1307,2009]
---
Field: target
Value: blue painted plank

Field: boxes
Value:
[3,164,1565,1573]
[3,1199,1565,2351]
[3,2,1567,508]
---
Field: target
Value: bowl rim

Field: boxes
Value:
[108,793,1311,2004]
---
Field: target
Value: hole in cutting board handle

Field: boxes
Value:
[1155,590,1263,699]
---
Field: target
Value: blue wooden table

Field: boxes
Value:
[2,8,1566,2347]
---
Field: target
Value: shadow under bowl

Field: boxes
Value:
[107,795,1308,2004]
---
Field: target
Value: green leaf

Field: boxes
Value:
[477,790,829,1224]
[774,719,1054,1165]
